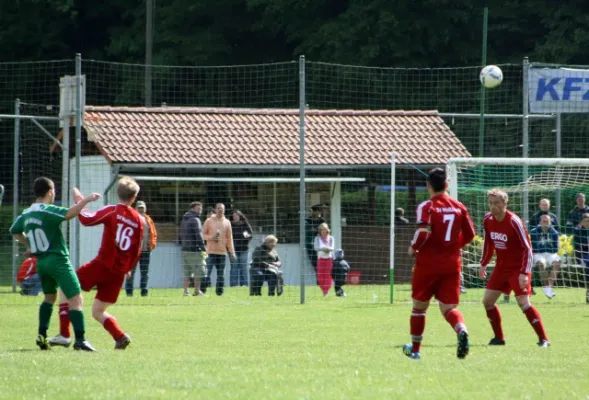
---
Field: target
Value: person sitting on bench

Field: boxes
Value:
[250,235,282,296]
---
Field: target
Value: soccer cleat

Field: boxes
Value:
[183,291,190,296]
[402,344,421,360]
[542,287,555,299]
[193,291,208,297]
[115,334,131,350]
[73,340,97,352]
[488,337,506,346]
[537,339,551,348]
[457,330,470,359]
[460,288,467,295]
[36,335,50,351]
[48,335,72,348]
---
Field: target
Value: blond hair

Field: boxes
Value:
[318,222,331,235]
[487,188,508,204]
[117,176,140,202]
[264,235,278,246]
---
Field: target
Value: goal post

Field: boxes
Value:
[448,157,589,303]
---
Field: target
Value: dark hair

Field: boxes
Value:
[232,210,250,225]
[190,201,202,209]
[427,168,446,192]
[33,177,54,198]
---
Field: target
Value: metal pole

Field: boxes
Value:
[145,0,154,106]
[389,153,396,304]
[74,54,83,268]
[175,181,180,225]
[298,55,306,304]
[555,113,562,225]
[61,116,70,242]
[12,99,21,293]
[522,57,530,224]
[478,5,488,157]
[273,182,277,235]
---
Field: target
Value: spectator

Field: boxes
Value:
[125,200,157,297]
[202,203,236,296]
[530,199,559,232]
[180,201,207,296]
[331,249,350,297]
[17,256,42,296]
[305,205,326,277]
[566,193,589,233]
[395,208,410,225]
[573,214,589,304]
[250,235,283,296]
[200,208,216,293]
[230,210,253,287]
[530,215,560,299]
[314,222,335,296]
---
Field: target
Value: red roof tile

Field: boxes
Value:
[83,107,470,167]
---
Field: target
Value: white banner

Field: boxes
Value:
[528,67,589,113]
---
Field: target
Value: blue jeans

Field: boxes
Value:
[125,251,151,295]
[203,254,226,295]
[230,251,249,287]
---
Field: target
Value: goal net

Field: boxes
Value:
[448,157,589,303]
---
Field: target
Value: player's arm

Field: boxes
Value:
[12,232,28,247]
[9,217,28,250]
[459,207,476,248]
[512,217,533,274]
[78,205,116,226]
[479,222,495,278]
[65,191,101,221]
[410,201,431,253]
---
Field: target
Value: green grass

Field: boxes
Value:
[0,286,588,400]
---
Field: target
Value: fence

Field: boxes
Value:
[0,55,588,304]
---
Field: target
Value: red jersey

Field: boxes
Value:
[17,257,37,283]
[411,194,476,271]
[78,204,144,274]
[480,210,533,274]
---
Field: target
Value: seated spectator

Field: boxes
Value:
[530,198,559,232]
[331,249,350,297]
[17,257,42,296]
[395,208,410,225]
[573,214,589,304]
[530,215,560,299]
[566,193,589,234]
[250,235,283,296]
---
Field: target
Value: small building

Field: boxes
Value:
[72,106,470,287]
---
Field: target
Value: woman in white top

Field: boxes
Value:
[314,222,335,296]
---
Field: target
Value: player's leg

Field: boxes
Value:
[403,267,432,359]
[193,253,207,296]
[512,274,549,346]
[482,288,505,345]
[95,272,130,349]
[48,288,72,348]
[437,272,469,359]
[547,256,560,297]
[35,261,58,350]
[140,251,150,296]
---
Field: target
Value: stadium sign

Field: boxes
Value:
[528,67,589,113]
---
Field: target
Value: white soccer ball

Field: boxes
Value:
[479,65,503,89]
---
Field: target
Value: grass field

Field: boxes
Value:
[0,286,588,400]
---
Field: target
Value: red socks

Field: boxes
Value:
[58,303,71,338]
[443,308,467,334]
[523,305,549,342]
[486,306,504,340]
[410,308,426,353]
[102,316,125,340]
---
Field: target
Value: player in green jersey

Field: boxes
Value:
[10,177,101,351]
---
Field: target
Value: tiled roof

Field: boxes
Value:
[83,106,470,166]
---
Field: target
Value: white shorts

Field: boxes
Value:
[533,253,560,267]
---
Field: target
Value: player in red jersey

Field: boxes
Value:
[402,168,476,360]
[479,189,550,347]
[49,177,143,350]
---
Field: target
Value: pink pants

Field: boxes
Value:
[317,258,333,294]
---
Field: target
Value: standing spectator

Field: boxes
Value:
[17,256,42,296]
[331,249,350,297]
[180,202,207,297]
[230,210,253,287]
[202,203,236,296]
[566,193,589,233]
[305,205,326,277]
[530,199,559,232]
[125,200,157,297]
[314,222,335,296]
[200,208,216,292]
[395,208,410,225]
[530,215,560,299]
[573,214,589,304]
[250,235,282,296]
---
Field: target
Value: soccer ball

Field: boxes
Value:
[479,65,503,89]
